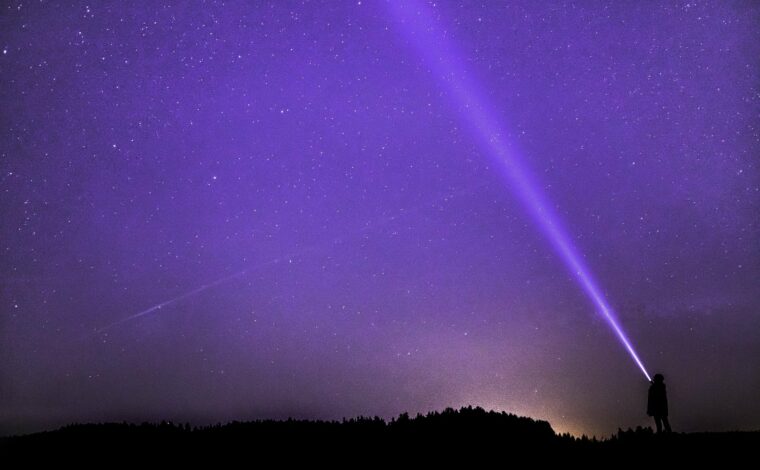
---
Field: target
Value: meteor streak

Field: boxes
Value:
[94,263,265,334]
[94,183,485,335]
[386,1,651,381]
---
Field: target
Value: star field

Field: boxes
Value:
[1,1,759,437]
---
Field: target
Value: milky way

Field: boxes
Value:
[1,1,759,437]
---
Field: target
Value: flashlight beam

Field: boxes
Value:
[386,0,651,381]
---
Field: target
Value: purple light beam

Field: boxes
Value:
[386,0,651,381]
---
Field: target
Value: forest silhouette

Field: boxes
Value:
[2,405,758,462]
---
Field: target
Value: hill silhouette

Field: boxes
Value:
[2,405,758,463]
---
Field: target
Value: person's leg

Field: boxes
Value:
[662,416,671,433]
[654,416,663,433]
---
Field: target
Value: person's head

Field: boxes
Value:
[653,373,665,384]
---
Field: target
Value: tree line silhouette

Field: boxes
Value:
[2,405,758,462]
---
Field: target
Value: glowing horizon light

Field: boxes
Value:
[386,0,651,381]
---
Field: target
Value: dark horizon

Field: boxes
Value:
[4,404,759,441]
[2,1,759,439]
[0,300,760,438]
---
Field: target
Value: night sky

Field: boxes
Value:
[2,1,759,438]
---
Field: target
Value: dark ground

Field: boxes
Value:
[1,406,757,463]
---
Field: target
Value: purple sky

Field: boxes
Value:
[1,0,759,437]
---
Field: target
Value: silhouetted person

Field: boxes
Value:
[647,373,672,433]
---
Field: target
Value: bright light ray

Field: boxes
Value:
[386,1,650,381]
